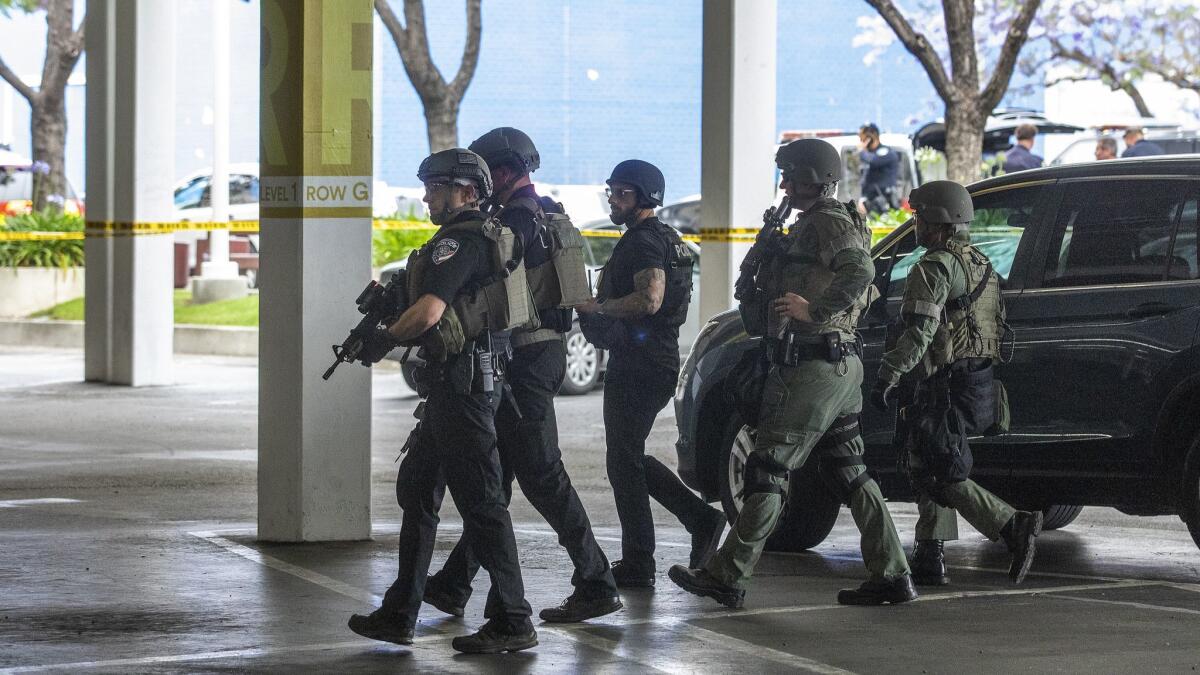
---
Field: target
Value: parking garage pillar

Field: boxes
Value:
[84,0,176,386]
[699,0,778,324]
[257,0,373,542]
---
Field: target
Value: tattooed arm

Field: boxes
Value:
[595,267,665,319]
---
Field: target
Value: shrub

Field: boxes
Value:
[372,220,436,268]
[0,210,85,268]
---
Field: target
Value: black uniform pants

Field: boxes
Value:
[381,373,532,633]
[605,361,714,570]
[430,338,617,604]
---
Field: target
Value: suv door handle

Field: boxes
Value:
[1126,302,1179,319]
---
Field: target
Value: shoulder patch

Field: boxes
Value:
[432,238,460,265]
[877,146,889,156]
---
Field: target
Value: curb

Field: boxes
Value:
[0,319,258,357]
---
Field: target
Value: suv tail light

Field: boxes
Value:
[2,199,32,216]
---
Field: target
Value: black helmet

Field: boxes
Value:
[417,148,493,200]
[468,127,540,174]
[775,139,841,184]
[606,159,665,207]
[908,180,974,225]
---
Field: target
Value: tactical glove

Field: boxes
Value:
[869,379,897,412]
[357,326,398,365]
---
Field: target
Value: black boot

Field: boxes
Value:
[1001,510,1043,584]
[690,508,727,569]
[347,608,415,645]
[910,540,949,586]
[451,622,538,654]
[610,560,655,588]
[538,593,623,623]
[837,575,918,606]
[423,575,466,617]
[668,564,745,609]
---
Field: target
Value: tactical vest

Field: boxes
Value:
[650,219,694,328]
[406,213,530,360]
[508,196,593,312]
[758,198,874,338]
[906,239,1004,370]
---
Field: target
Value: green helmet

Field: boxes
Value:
[775,139,841,184]
[417,148,493,200]
[909,180,973,225]
[469,127,540,174]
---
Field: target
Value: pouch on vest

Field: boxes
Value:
[909,403,973,484]
[525,211,593,309]
[949,362,995,435]
[419,310,466,363]
[452,218,532,340]
[985,378,1010,436]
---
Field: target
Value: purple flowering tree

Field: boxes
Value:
[1020,1,1195,118]
[0,0,84,212]
[859,0,1042,184]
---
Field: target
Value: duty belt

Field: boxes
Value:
[767,332,862,366]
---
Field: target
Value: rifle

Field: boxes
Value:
[322,272,409,380]
[733,196,792,302]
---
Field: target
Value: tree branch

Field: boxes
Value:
[862,0,953,102]
[979,0,1041,111]
[942,0,978,93]
[0,53,35,102]
[448,0,480,100]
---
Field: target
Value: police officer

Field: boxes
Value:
[1122,127,1165,157]
[1002,123,1043,173]
[858,123,900,215]
[348,149,537,654]
[669,139,916,608]
[423,128,621,623]
[869,180,1042,587]
[576,159,725,588]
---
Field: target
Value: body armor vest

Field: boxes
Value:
[508,196,593,312]
[759,198,873,338]
[915,239,1004,369]
[406,214,530,360]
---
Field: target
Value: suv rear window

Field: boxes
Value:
[1042,180,1199,287]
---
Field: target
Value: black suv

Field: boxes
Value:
[674,155,1200,552]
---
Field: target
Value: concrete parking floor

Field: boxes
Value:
[2,346,1199,673]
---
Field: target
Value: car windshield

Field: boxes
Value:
[175,176,209,209]
[0,168,33,200]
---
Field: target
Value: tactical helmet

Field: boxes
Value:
[775,139,841,184]
[908,180,974,225]
[468,127,540,174]
[606,159,666,207]
[417,148,493,200]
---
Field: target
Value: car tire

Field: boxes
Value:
[1182,432,1200,551]
[401,362,420,394]
[717,417,841,552]
[1040,505,1083,531]
[559,325,600,395]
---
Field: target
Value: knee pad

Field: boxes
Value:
[743,453,790,499]
[815,414,873,505]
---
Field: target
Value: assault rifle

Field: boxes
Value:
[733,196,792,302]
[322,273,408,380]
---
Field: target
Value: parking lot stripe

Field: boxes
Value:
[188,531,383,607]
[1050,593,1200,617]
[0,498,81,508]
[662,620,858,675]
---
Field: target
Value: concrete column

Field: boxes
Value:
[84,0,175,386]
[258,0,374,542]
[699,0,778,325]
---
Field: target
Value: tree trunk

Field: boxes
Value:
[422,96,459,152]
[943,102,984,185]
[30,94,68,212]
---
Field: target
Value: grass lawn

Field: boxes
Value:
[32,290,259,327]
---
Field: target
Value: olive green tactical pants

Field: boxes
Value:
[706,355,910,587]
[911,452,1017,542]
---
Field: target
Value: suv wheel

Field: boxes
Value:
[1041,505,1083,530]
[717,417,841,552]
[560,325,600,395]
[1183,432,1200,551]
